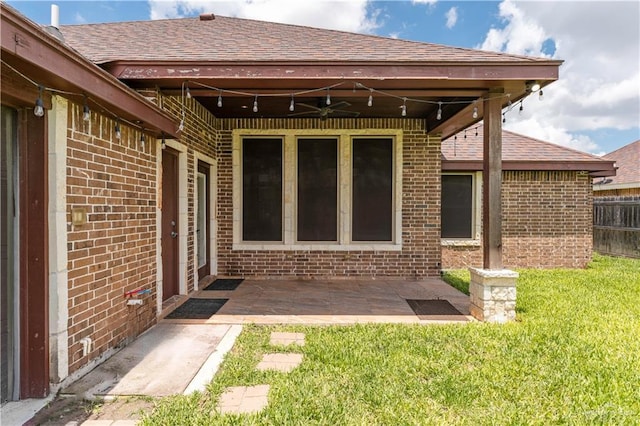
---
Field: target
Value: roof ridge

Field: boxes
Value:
[603,139,640,158]
[59,16,192,27]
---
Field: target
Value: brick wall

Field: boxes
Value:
[216,118,441,278]
[442,170,594,269]
[66,103,157,373]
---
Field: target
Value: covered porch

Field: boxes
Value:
[59,14,564,324]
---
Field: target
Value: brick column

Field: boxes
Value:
[469,267,518,323]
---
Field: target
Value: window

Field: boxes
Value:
[441,174,475,239]
[352,138,393,241]
[297,138,338,241]
[233,130,402,250]
[242,138,283,241]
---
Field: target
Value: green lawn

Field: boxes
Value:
[142,255,640,425]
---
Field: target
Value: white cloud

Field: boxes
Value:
[412,0,437,4]
[480,0,640,154]
[148,0,379,33]
[74,11,87,24]
[479,0,549,57]
[445,6,457,29]
[505,117,600,154]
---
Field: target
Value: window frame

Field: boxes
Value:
[440,171,482,246]
[232,129,403,251]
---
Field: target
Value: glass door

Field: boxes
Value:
[196,161,210,279]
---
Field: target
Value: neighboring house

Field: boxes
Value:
[593,140,640,258]
[4,3,609,403]
[593,140,640,196]
[441,125,616,269]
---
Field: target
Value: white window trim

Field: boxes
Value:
[193,152,217,287]
[441,171,482,246]
[232,129,403,251]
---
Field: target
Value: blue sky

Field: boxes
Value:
[6,0,640,155]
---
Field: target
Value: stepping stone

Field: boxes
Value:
[256,353,303,372]
[218,384,270,415]
[270,332,305,346]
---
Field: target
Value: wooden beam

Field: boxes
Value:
[161,88,488,98]
[483,92,504,270]
[442,160,617,175]
[428,101,483,138]
[19,109,50,398]
[108,62,562,82]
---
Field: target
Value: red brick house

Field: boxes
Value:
[442,124,616,269]
[594,140,640,196]
[1,4,615,403]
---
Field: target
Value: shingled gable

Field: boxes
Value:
[59,15,563,139]
[442,124,616,177]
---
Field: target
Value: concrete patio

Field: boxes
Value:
[166,277,472,325]
[17,278,470,425]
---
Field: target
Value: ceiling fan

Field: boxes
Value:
[288,99,360,120]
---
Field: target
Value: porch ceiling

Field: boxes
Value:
[109,62,560,138]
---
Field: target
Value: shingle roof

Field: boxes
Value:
[442,124,615,174]
[59,15,552,64]
[601,140,640,185]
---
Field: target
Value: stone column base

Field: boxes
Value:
[468,267,519,323]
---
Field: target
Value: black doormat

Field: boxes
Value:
[203,278,244,291]
[165,298,228,319]
[406,299,468,321]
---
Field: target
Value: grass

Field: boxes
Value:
[141,254,640,425]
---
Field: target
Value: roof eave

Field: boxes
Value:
[0,3,178,137]
[593,181,640,190]
[442,160,617,177]
[100,60,561,84]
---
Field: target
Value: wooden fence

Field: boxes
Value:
[593,196,640,258]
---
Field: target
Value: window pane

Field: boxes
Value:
[441,175,473,238]
[242,138,282,241]
[297,138,337,241]
[352,138,393,241]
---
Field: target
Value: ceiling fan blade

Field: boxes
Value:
[297,103,323,112]
[332,110,361,117]
[288,110,319,117]
[329,101,351,110]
